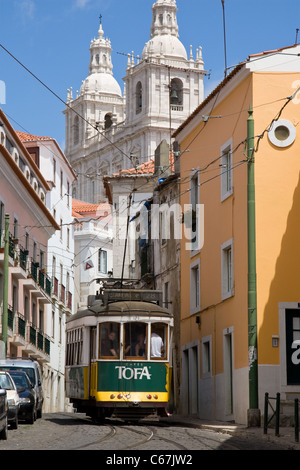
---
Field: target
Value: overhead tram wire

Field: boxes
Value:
[0,43,135,166]
[14,84,300,234]
[4,44,300,232]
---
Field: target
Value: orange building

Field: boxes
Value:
[173,44,300,425]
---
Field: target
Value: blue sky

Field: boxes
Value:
[0,0,299,150]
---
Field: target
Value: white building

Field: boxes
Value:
[18,131,76,412]
[72,200,113,309]
[64,0,205,204]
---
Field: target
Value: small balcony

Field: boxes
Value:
[24,322,50,362]
[66,291,72,310]
[5,310,50,359]
[59,284,65,305]
[52,277,59,299]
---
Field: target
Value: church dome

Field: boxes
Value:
[142,0,187,60]
[142,35,187,60]
[80,20,122,97]
[80,73,122,96]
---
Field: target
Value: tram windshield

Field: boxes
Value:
[99,322,120,358]
[124,322,147,359]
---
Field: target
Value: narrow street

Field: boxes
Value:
[0,412,291,452]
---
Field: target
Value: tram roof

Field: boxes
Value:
[67,300,173,323]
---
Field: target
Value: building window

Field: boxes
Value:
[98,249,107,274]
[268,119,296,148]
[53,159,56,185]
[189,170,199,252]
[52,310,55,338]
[52,256,56,279]
[221,139,233,201]
[13,217,18,240]
[160,209,167,245]
[190,259,200,314]
[164,282,169,309]
[221,238,234,300]
[40,250,44,270]
[60,219,63,241]
[60,170,63,197]
[25,231,29,252]
[33,241,37,263]
[67,181,70,207]
[0,201,4,248]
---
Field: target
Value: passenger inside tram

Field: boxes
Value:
[124,323,147,358]
[150,324,166,358]
[101,330,118,357]
[135,333,146,357]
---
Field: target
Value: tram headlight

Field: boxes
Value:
[110,394,115,399]
[147,394,152,399]
[153,394,158,400]
[117,394,123,399]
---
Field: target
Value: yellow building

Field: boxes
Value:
[173,44,300,425]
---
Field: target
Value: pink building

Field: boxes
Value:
[0,108,59,361]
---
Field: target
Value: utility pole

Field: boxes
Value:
[247,107,260,426]
[1,214,9,359]
[221,0,228,77]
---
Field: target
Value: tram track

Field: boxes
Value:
[67,415,189,450]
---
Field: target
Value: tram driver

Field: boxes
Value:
[101,330,118,357]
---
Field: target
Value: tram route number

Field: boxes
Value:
[106,454,193,467]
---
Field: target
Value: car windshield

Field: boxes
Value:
[0,367,35,385]
[10,374,29,389]
[0,374,14,390]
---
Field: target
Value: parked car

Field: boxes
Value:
[0,358,43,418]
[0,388,8,440]
[9,371,37,424]
[0,371,19,429]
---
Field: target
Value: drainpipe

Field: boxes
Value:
[247,107,260,426]
[1,214,9,359]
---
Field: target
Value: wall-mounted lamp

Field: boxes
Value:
[195,316,201,328]
[272,335,279,348]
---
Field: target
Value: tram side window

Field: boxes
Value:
[150,323,167,359]
[124,322,147,358]
[66,328,83,365]
[99,322,120,358]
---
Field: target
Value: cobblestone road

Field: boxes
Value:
[0,412,291,453]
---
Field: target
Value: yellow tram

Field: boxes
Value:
[65,289,173,421]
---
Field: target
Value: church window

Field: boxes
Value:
[95,54,99,65]
[136,82,142,114]
[170,78,183,109]
[159,14,163,25]
[104,113,113,129]
[73,115,79,145]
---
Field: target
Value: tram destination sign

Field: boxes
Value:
[103,289,162,306]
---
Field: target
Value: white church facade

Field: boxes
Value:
[64,0,206,204]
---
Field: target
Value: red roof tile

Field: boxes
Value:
[15,130,52,142]
[114,159,155,176]
[72,199,111,218]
